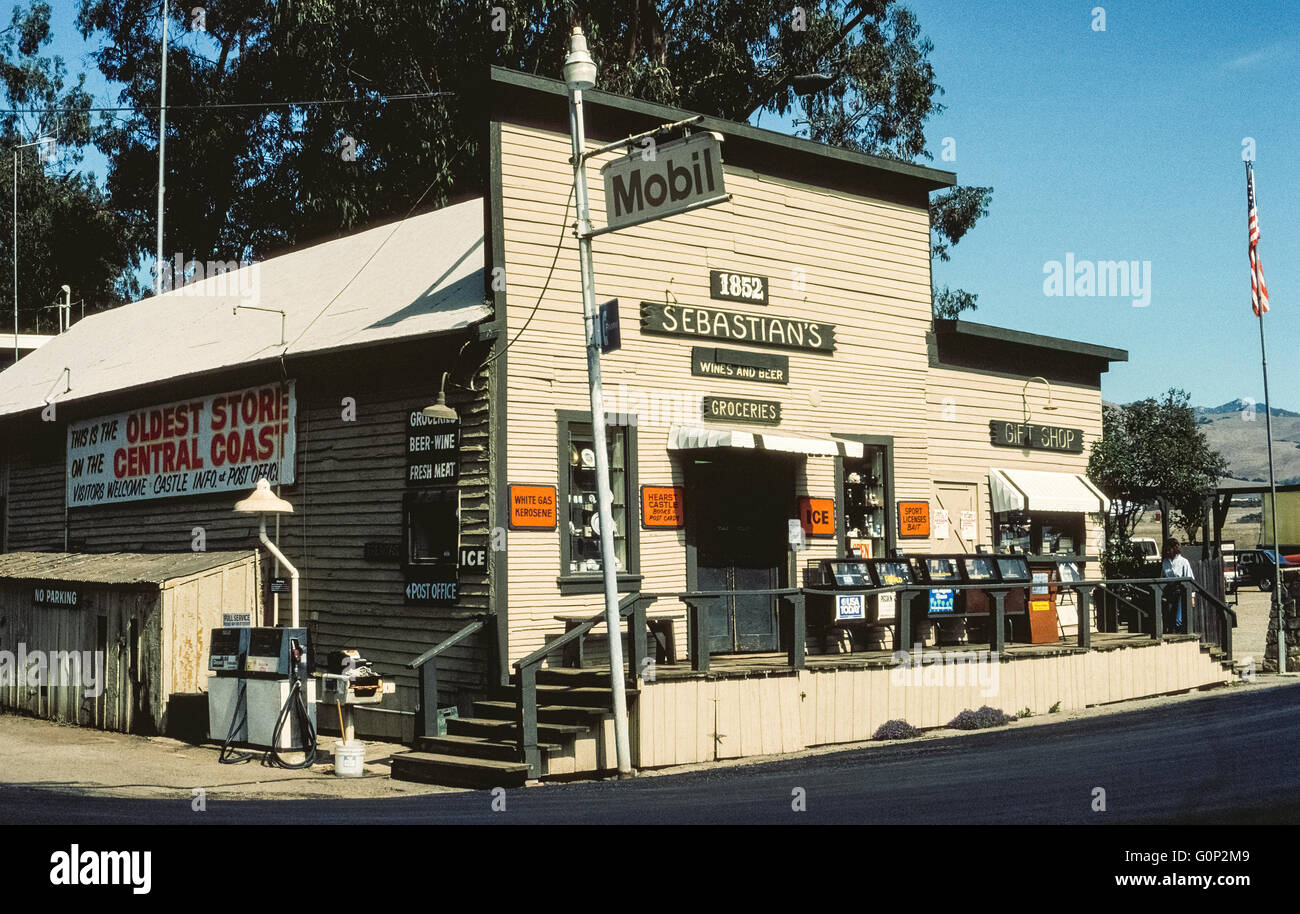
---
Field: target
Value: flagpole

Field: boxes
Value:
[1259,308,1284,673]
[1250,160,1284,674]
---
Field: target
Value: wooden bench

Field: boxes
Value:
[553,609,686,668]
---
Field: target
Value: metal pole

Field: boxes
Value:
[12,149,16,364]
[155,1,168,293]
[1259,308,1285,673]
[568,83,633,776]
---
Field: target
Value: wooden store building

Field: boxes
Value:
[2,68,1230,776]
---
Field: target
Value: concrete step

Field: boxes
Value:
[390,751,530,789]
[413,733,560,762]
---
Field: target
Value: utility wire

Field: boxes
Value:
[0,91,452,116]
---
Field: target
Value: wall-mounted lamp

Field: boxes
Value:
[1021,376,1057,423]
[421,371,458,422]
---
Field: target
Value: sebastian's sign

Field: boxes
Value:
[601,132,726,232]
[989,420,1084,453]
[642,302,835,352]
[66,382,296,507]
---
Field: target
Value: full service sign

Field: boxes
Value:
[67,382,296,507]
[601,132,726,231]
[989,420,1084,454]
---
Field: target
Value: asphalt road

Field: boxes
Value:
[3,683,1297,825]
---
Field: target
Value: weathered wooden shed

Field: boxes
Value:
[0,551,262,734]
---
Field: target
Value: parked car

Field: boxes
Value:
[1233,549,1298,592]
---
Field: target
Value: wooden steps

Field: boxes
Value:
[390,751,531,789]
[389,669,632,788]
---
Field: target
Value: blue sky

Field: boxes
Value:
[43,1,1299,408]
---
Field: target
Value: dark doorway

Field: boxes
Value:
[687,453,796,652]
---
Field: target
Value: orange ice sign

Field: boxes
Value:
[798,496,835,537]
[898,500,931,538]
[509,484,556,529]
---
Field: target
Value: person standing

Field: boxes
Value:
[1161,538,1194,631]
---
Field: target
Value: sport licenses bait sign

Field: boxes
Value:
[66,382,296,507]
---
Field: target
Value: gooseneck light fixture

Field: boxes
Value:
[234,478,298,627]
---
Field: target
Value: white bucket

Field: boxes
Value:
[333,740,366,777]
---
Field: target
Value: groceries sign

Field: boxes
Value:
[601,132,727,232]
[66,382,296,507]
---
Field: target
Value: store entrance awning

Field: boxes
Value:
[668,424,863,457]
[989,467,1110,513]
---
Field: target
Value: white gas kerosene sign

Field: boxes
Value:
[66,381,296,507]
[600,131,726,232]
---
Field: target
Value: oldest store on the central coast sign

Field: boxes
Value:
[0,69,1130,762]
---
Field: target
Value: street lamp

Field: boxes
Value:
[564,24,633,776]
[234,478,299,627]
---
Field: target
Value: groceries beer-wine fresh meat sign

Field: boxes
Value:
[66,382,297,507]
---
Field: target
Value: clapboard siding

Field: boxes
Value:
[499,121,938,663]
[0,338,493,724]
[926,363,1106,553]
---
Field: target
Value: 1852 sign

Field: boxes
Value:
[989,420,1084,454]
[710,270,767,305]
[641,302,835,352]
[407,410,460,484]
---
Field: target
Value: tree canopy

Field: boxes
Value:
[67,0,988,307]
[1087,389,1228,568]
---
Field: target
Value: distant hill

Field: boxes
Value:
[1100,399,1300,485]
[1195,401,1300,485]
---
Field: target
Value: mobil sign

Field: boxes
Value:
[600,132,727,232]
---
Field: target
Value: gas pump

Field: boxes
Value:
[208,626,318,767]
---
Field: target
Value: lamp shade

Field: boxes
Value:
[233,477,294,514]
[563,26,597,90]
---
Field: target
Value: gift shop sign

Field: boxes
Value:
[66,382,296,507]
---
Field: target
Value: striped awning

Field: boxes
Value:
[989,467,1110,514]
[667,424,863,457]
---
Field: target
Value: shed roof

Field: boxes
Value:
[0,551,258,586]
[0,197,489,419]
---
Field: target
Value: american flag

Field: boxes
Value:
[1248,162,1269,316]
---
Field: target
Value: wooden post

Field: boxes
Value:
[1151,582,1164,640]
[1076,586,1092,649]
[787,592,806,670]
[515,663,541,777]
[416,659,438,741]
[894,588,912,652]
[689,600,711,673]
[990,590,1007,653]
[629,596,648,682]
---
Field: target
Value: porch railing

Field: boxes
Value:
[505,575,1237,776]
[407,615,490,740]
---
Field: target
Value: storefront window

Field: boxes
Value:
[843,444,889,558]
[405,489,459,565]
[558,415,638,582]
[994,511,1084,556]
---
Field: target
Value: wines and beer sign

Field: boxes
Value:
[66,382,297,507]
